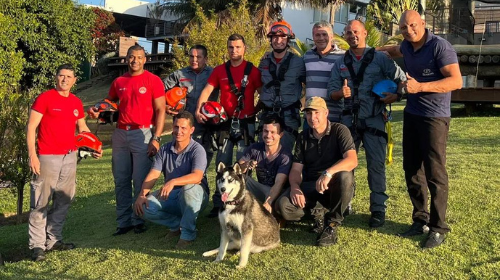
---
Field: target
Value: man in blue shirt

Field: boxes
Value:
[134,111,209,249]
[385,10,462,248]
[238,115,292,213]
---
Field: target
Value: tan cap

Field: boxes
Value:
[303,96,327,111]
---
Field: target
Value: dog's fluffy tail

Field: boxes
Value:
[202,248,219,257]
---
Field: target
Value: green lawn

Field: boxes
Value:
[0,104,499,279]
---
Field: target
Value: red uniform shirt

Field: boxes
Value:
[31,89,84,155]
[207,61,262,118]
[109,70,165,126]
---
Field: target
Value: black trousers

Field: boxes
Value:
[276,171,354,225]
[403,111,450,234]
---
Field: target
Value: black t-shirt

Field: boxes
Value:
[294,122,355,182]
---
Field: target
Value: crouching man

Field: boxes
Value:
[276,97,357,246]
[134,111,209,249]
[238,115,293,214]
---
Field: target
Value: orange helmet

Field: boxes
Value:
[92,99,119,125]
[75,132,102,160]
[94,99,118,112]
[165,87,187,112]
[267,20,295,39]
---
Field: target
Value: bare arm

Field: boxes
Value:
[195,84,215,123]
[266,173,287,206]
[376,45,403,58]
[135,168,162,216]
[148,96,166,157]
[316,149,358,194]
[76,118,90,133]
[158,169,205,200]
[406,63,462,94]
[26,110,43,175]
[289,162,306,208]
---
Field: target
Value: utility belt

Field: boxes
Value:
[215,116,256,147]
[341,111,388,142]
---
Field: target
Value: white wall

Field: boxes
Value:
[104,0,150,17]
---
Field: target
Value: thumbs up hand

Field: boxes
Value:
[405,72,422,94]
[342,79,351,98]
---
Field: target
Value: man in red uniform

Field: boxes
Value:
[88,45,166,236]
[195,34,262,217]
[27,64,102,262]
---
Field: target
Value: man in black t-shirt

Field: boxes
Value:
[276,97,357,247]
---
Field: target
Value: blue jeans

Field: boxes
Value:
[142,184,208,241]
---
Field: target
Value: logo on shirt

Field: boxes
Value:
[139,87,147,94]
[73,109,79,117]
[422,69,434,76]
[340,64,348,71]
[119,88,127,91]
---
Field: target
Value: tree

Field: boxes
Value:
[90,7,125,60]
[367,0,419,34]
[170,0,268,72]
[161,0,347,38]
[0,0,95,222]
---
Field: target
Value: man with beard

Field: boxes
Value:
[327,20,405,228]
[237,115,292,214]
[195,34,263,217]
[258,20,305,151]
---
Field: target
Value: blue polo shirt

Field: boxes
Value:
[400,29,458,117]
[152,138,209,193]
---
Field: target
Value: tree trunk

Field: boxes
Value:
[17,183,24,225]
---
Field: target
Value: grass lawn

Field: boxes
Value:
[0,100,499,279]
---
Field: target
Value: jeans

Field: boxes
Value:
[403,111,450,234]
[142,184,208,241]
[276,171,354,225]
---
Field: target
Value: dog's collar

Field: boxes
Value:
[224,199,240,206]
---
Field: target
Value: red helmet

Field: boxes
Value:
[92,99,118,125]
[201,101,228,125]
[267,20,295,39]
[75,132,102,154]
[165,87,187,112]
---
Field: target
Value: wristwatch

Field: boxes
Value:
[322,170,333,178]
[151,136,161,143]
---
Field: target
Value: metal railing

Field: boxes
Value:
[425,7,474,44]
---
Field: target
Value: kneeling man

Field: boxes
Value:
[276,97,357,246]
[238,115,293,213]
[134,111,209,248]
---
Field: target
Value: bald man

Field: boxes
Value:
[381,10,462,249]
[327,20,405,228]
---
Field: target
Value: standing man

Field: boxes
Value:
[27,64,102,261]
[391,10,462,248]
[258,20,305,150]
[134,111,208,249]
[164,45,217,164]
[88,45,166,236]
[276,97,357,246]
[195,34,262,217]
[328,20,405,228]
[304,21,345,125]
[238,115,293,213]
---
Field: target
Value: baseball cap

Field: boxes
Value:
[303,96,327,111]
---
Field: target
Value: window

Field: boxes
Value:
[485,21,500,34]
[334,4,349,24]
[313,7,330,22]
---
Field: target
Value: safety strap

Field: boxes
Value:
[225,61,254,119]
[264,53,294,113]
[344,48,375,136]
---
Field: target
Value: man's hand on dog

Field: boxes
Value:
[291,187,306,208]
[134,195,149,216]
[157,181,175,200]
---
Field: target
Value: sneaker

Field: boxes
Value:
[398,222,430,237]
[206,207,219,218]
[316,223,338,247]
[31,248,46,262]
[309,218,324,234]
[134,224,147,234]
[48,241,75,251]
[369,211,385,228]
[423,231,445,249]
[175,239,193,249]
[310,206,328,233]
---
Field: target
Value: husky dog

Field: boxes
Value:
[202,162,280,269]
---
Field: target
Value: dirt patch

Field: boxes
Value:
[0,211,29,226]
